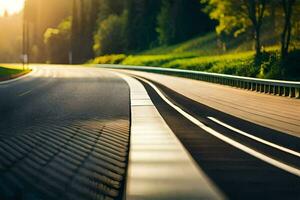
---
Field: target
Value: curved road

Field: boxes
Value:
[0,65,300,200]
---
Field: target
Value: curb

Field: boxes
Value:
[0,69,33,85]
[111,70,225,200]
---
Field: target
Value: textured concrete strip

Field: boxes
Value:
[0,119,130,200]
[115,72,224,200]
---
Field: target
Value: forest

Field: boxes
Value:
[1,0,300,80]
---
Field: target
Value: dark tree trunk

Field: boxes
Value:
[86,0,100,59]
[244,0,266,56]
[254,26,261,56]
[281,0,295,59]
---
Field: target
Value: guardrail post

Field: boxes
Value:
[273,86,277,95]
[296,88,300,99]
[283,86,287,96]
[259,84,263,93]
[288,87,293,98]
[268,85,271,94]
[276,86,279,95]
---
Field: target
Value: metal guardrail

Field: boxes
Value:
[99,64,300,99]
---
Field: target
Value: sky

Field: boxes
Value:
[0,0,24,16]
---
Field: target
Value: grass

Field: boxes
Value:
[122,53,198,66]
[162,52,256,75]
[0,64,29,78]
[142,33,220,55]
[91,51,259,77]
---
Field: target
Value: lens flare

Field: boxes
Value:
[0,0,24,16]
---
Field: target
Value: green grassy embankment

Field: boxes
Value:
[0,65,31,81]
[91,32,300,80]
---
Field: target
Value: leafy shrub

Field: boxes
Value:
[92,54,127,64]
[121,54,196,66]
[256,51,281,79]
[163,52,255,75]
[44,17,71,64]
[91,49,299,80]
[93,14,126,56]
[281,50,300,80]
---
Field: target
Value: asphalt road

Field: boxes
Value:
[136,76,300,200]
[1,65,300,200]
[0,66,130,200]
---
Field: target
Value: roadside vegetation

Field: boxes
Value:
[90,32,300,80]
[3,0,299,80]
[0,65,29,78]
[87,0,300,81]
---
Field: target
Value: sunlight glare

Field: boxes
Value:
[0,0,25,16]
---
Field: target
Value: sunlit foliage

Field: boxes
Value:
[44,17,71,63]
[93,14,126,55]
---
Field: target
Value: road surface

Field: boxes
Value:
[0,66,130,200]
[0,65,299,200]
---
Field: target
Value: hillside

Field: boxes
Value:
[91,32,300,81]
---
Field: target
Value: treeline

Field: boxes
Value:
[23,0,72,62]
[43,0,214,64]
[204,0,300,59]
[23,0,300,64]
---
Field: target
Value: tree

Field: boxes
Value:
[93,0,126,56]
[44,17,71,64]
[244,0,267,56]
[281,0,296,58]
[85,0,101,59]
[125,0,161,51]
[93,14,126,55]
[23,0,72,62]
[97,0,124,21]
[71,0,80,63]
[156,0,174,45]
[157,0,214,45]
[204,0,267,56]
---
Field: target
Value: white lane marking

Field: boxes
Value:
[137,76,300,177]
[18,90,32,97]
[208,117,300,158]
